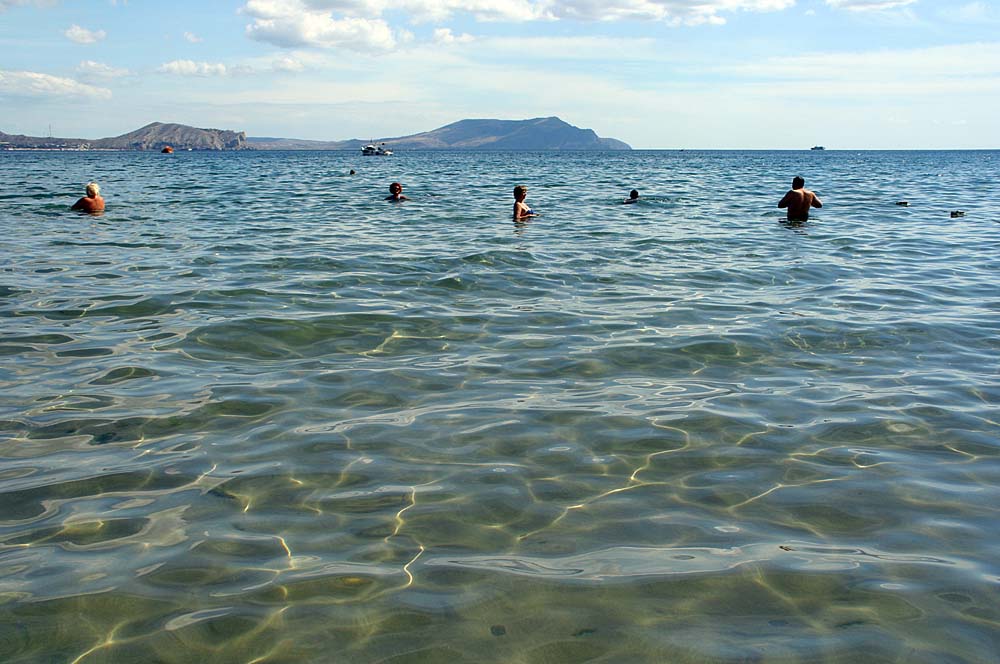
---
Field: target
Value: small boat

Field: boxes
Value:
[361,142,392,156]
[161,146,174,154]
[810,146,825,151]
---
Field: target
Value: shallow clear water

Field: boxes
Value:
[1,149,998,663]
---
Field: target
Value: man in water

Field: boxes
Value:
[623,189,640,204]
[778,176,822,221]
[71,181,105,213]
[513,185,536,220]
[385,182,408,201]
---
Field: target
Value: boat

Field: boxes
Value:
[810,146,825,151]
[161,146,174,154]
[361,142,392,156]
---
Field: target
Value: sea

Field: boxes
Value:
[1,149,998,663]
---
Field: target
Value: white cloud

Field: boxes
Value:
[184,31,203,43]
[952,1,994,22]
[543,0,793,24]
[479,35,659,60]
[158,60,229,76]
[433,27,474,44]
[0,0,56,11]
[273,55,306,71]
[0,69,112,99]
[77,60,130,78]
[252,0,548,23]
[243,0,397,50]
[824,0,917,11]
[391,0,548,22]
[240,0,797,47]
[716,42,1000,85]
[64,24,107,44]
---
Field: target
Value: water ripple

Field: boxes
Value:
[1,149,998,663]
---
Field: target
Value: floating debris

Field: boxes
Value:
[950,210,966,218]
[895,201,909,206]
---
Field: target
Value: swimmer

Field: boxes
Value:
[623,189,640,204]
[777,176,822,221]
[349,169,356,175]
[385,182,408,201]
[513,185,536,220]
[71,181,105,213]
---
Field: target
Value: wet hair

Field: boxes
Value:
[792,176,805,189]
[630,189,639,199]
[513,185,527,197]
[86,182,100,197]
[389,182,402,193]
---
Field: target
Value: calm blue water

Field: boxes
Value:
[1,149,998,663]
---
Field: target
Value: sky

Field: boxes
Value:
[0,0,997,148]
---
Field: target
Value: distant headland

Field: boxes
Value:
[0,122,248,151]
[1,117,630,151]
[250,117,631,151]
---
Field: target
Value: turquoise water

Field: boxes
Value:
[1,149,998,663]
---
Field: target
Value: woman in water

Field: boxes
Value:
[512,185,536,220]
[385,182,408,201]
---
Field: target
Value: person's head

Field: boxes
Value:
[629,189,639,199]
[389,182,402,195]
[349,169,356,175]
[86,182,100,197]
[513,185,527,201]
[792,176,805,190]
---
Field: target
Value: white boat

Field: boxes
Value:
[361,142,392,156]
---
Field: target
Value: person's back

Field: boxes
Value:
[71,182,105,213]
[778,176,821,221]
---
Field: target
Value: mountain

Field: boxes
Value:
[0,122,248,150]
[249,117,631,151]
[1,117,627,151]
[94,122,247,150]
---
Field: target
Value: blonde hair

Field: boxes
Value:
[86,182,100,197]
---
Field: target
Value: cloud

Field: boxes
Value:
[64,24,107,44]
[243,1,397,50]
[184,31,203,43]
[478,35,659,60]
[0,69,112,99]
[542,0,794,24]
[824,0,917,11]
[240,0,797,47]
[272,55,306,71]
[952,1,994,22]
[389,0,548,22]
[158,60,229,76]
[716,42,1000,84]
[77,60,130,78]
[432,27,474,44]
[0,0,56,11]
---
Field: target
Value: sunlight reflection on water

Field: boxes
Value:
[1,149,998,662]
